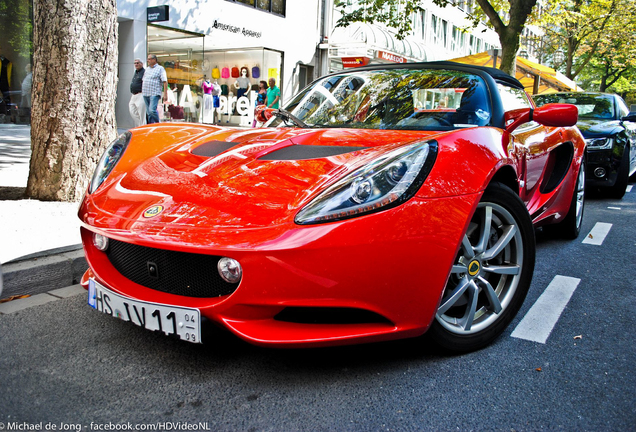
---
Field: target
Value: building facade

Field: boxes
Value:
[116,0,324,128]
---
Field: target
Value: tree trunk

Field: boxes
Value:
[498,28,522,76]
[27,0,118,202]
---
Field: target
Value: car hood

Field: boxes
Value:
[576,118,623,138]
[84,124,442,230]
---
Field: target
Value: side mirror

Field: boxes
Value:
[505,103,578,133]
[621,113,636,122]
[255,105,275,123]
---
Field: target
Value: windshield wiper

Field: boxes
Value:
[272,109,308,128]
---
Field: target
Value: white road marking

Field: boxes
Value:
[627,185,633,193]
[511,275,581,344]
[582,222,613,245]
[607,206,621,210]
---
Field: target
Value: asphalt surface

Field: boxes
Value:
[0,185,634,431]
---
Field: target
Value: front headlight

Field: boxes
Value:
[295,141,437,224]
[585,137,612,150]
[89,131,132,194]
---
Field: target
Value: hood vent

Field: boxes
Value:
[259,145,368,161]
[191,141,238,157]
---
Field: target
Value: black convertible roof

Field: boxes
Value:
[421,61,525,90]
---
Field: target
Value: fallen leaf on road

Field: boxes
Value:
[0,295,31,304]
[535,368,542,372]
[574,335,582,340]
[588,234,594,238]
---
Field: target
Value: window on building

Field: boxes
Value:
[441,20,448,48]
[451,26,459,51]
[420,11,427,40]
[298,64,314,90]
[227,0,285,16]
[430,15,439,45]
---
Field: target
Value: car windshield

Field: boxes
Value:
[534,94,615,120]
[270,68,491,130]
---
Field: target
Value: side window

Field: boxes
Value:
[498,84,532,111]
[498,84,537,132]
[617,97,629,118]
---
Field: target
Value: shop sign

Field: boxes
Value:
[213,20,262,38]
[377,51,407,63]
[342,57,370,68]
[147,6,169,23]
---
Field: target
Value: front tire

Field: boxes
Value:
[428,182,535,353]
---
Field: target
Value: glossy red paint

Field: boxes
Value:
[79,100,585,347]
[81,189,480,347]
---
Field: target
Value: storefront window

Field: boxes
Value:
[148,25,204,123]
[199,48,283,126]
[0,0,33,125]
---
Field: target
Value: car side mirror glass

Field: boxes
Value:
[621,114,636,122]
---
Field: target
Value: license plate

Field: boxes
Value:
[88,279,201,344]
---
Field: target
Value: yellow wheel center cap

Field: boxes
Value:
[468,260,481,277]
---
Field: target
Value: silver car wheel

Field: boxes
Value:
[436,202,523,335]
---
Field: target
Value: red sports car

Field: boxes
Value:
[79,62,585,352]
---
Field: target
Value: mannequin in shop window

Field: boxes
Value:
[233,67,251,100]
[202,75,214,123]
[212,79,221,124]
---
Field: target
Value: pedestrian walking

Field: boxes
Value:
[142,54,167,124]
[266,78,280,109]
[129,58,146,127]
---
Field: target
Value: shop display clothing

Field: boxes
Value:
[235,76,250,99]
[212,82,221,108]
[202,79,215,123]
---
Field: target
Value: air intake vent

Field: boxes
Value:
[106,239,239,298]
[191,141,238,157]
[259,145,367,161]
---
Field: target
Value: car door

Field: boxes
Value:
[499,84,568,218]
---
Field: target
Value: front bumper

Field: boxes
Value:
[80,193,480,347]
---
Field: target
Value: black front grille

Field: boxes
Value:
[106,239,239,298]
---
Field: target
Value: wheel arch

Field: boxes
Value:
[488,165,519,195]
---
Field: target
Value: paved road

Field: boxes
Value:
[1,184,635,431]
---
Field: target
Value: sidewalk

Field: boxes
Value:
[0,124,85,299]
[0,124,81,264]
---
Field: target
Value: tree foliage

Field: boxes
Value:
[334,0,540,75]
[0,0,33,61]
[534,0,636,95]
[535,0,635,81]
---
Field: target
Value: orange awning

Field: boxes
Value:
[449,51,581,94]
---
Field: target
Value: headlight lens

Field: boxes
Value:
[295,141,437,224]
[89,132,132,194]
[585,137,612,149]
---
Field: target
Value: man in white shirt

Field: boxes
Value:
[142,54,168,124]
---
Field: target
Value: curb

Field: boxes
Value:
[1,245,87,300]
